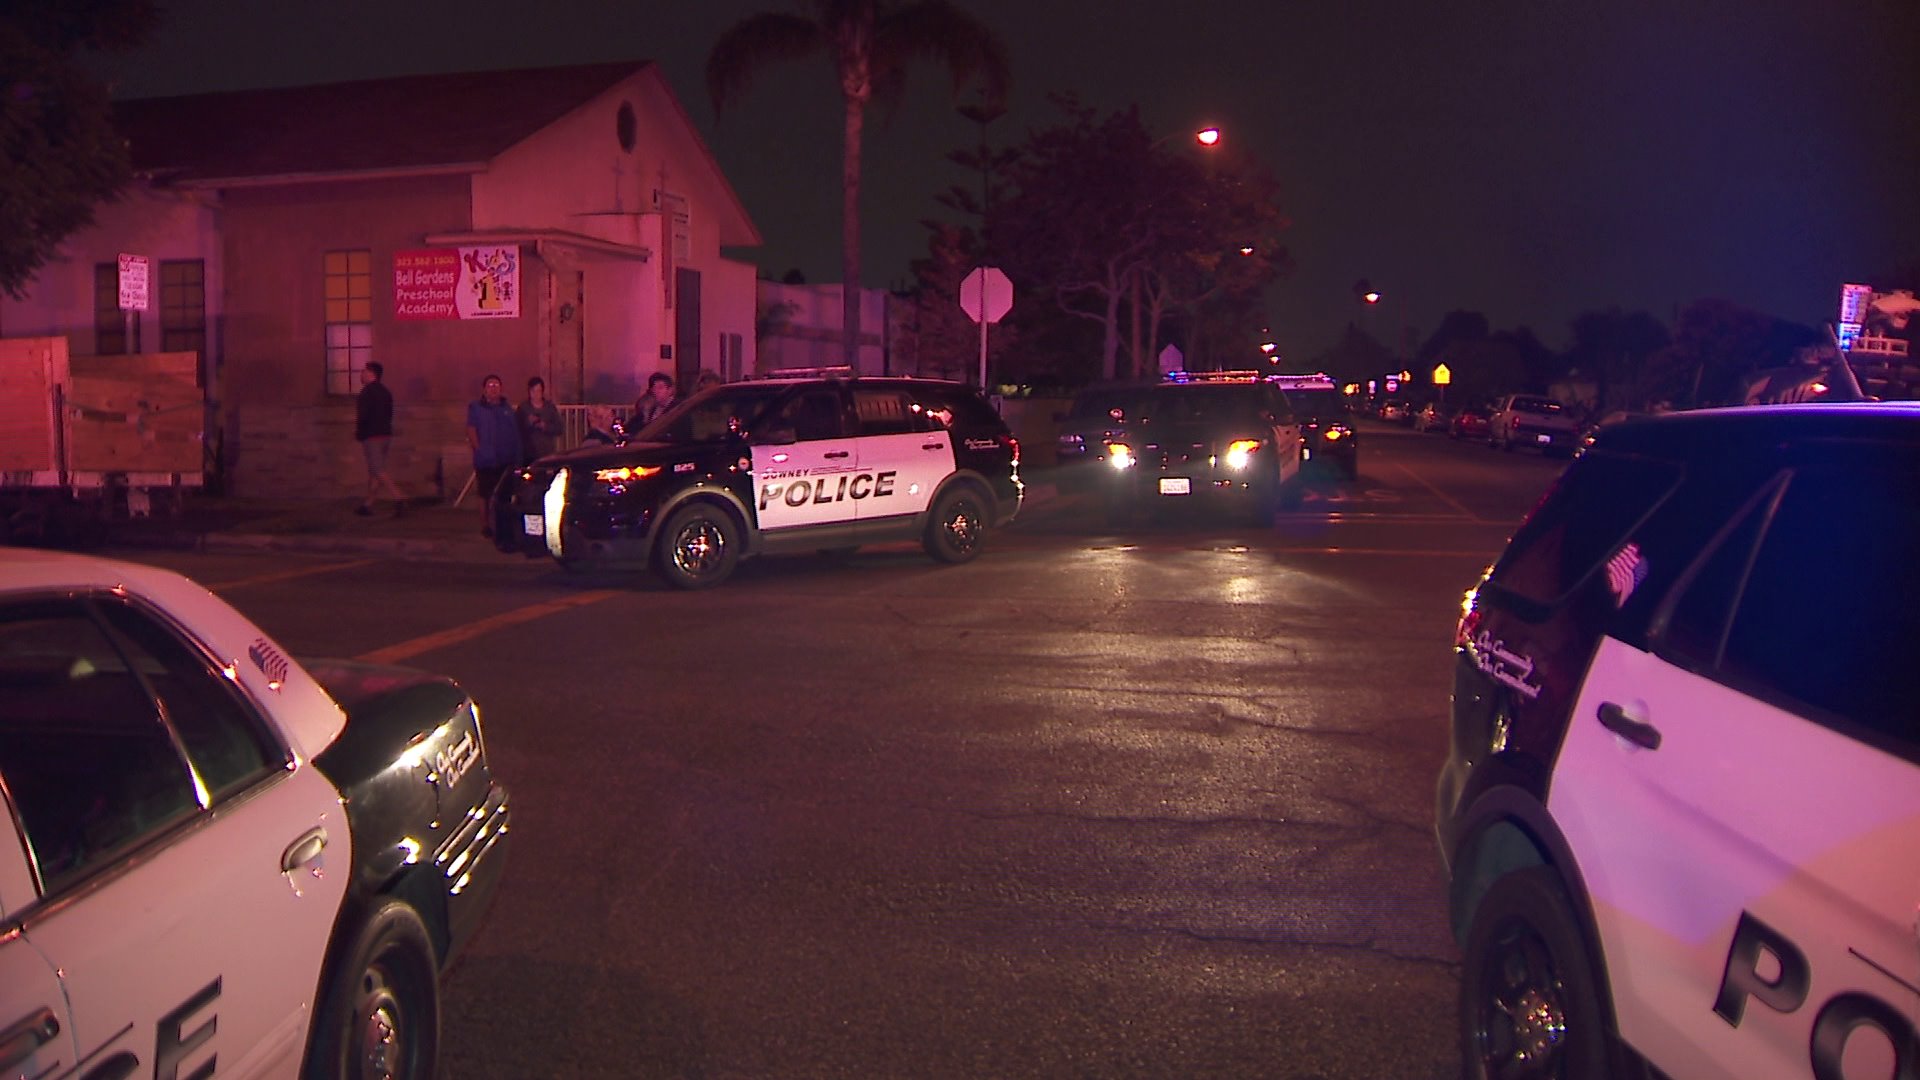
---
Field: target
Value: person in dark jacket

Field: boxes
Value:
[516,376,563,462]
[467,374,522,536]
[354,361,407,516]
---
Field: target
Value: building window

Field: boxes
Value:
[323,250,373,396]
[160,260,207,385]
[94,263,137,355]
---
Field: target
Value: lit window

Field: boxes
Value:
[323,250,373,395]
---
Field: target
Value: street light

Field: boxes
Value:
[1151,125,1223,150]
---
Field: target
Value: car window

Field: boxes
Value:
[852,387,921,436]
[94,601,289,801]
[913,387,1006,435]
[0,600,198,895]
[1282,388,1344,419]
[1488,452,1683,609]
[640,385,786,443]
[1068,390,1141,421]
[772,388,850,442]
[1137,386,1272,424]
[1512,398,1564,415]
[1715,465,1920,748]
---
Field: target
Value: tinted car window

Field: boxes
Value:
[640,385,788,443]
[1511,397,1564,415]
[1283,387,1344,420]
[0,600,198,894]
[1719,466,1920,746]
[772,388,850,441]
[852,387,921,436]
[1489,452,1682,609]
[95,601,289,800]
[1137,385,1277,424]
[912,385,1007,435]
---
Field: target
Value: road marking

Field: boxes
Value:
[355,590,619,665]
[1391,461,1486,523]
[208,559,377,590]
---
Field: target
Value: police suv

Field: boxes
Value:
[491,375,1023,588]
[1436,403,1920,1079]
[0,549,509,1080]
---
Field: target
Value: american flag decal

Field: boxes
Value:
[248,638,291,688]
[1605,542,1648,606]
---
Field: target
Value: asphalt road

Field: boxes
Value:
[113,421,1571,1079]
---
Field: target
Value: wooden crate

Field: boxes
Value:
[0,337,64,473]
[67,353,204,474]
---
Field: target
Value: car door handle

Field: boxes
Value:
[281,827,328,873]
[0,1007,60,1072]
[1597,701,1661,750]
[824,451,851,459]
[922,442,945,451]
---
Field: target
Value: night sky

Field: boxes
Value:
[93,0,1920,360]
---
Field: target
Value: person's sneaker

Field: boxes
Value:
[354,504,373,517]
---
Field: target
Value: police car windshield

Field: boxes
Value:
[636,385,788,443]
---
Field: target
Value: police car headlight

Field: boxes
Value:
[590,464,661,494]
[1225,439,1261,470]
[1324,426,1349,441]
[1106,443,1135,469]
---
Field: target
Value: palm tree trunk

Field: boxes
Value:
[841,96,864,370]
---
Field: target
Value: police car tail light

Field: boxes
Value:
[1004,434,1020,466]
[1106,442,1136,469]
[1225,439,1262,470]
[594,465,661,483]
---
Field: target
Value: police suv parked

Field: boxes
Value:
[491,374,1023,588]
[0,549,509,1080]
[1437,403,1920,1079]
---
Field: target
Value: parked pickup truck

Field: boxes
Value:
[1487,393,1580,456]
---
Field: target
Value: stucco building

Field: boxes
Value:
[1,61,761,499]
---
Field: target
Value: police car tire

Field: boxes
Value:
[925,488,988,564]
[655,503,741,589]
[1460,867,1613,1080]
[304,898,440,1080]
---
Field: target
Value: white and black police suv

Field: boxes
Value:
[1437,402,1920,1080]
[491,375,1023,589]
[0,549,510,1080]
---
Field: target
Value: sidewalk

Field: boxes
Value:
[102,478,1062,563]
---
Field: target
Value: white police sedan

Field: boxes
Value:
[0,549,509,1080]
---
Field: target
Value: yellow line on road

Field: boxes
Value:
[209,559,378,590]
[355,590,620,665]
[1392,461,1486,523]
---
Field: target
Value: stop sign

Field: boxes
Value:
[959,266,1013,324]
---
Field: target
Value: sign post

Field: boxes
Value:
[959,266,1013,388]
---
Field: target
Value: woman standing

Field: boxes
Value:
[516,376,563,462]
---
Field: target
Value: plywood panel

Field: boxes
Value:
[68,353,204,473]
[0,337,65,472]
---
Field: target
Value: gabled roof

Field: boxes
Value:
[116,62,653,183]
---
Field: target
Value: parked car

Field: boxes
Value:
[1273,372,1359,479]
[1411,401,1454,433]
[1437,403,1920,1080]
[1378,400,1413,424]
[491,374,1023,588]
[0,549,510,1080]
[1487,393,1580,454]
[1098,373,1306,523]
[1449,406,1492,441]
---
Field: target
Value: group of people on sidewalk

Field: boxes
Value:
[353,366,721,534]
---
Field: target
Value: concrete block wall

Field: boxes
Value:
[228,402,473,500]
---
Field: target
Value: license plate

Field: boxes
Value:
[1159,477,1191,496]
[522,514,544,536]
[1534,434,1552,444]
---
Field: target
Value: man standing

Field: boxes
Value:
[355,361,407,516]
[630,371,677,430]
[467,374,521,537]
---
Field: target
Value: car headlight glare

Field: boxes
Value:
[1225,439,1261,470]
[593,464,661,483]
[1107,443,1135,469]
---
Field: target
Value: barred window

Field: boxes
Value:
[160,260,207,385]
[323,250,373,396]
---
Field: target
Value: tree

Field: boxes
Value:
[1565,308,1670,411]
[0,0,158,298]
[990,97,1290,381]
[707,1,1009,369]
[1644,299,1814,407]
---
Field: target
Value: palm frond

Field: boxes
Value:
[706,12,829,114]
[871,1,1011,110]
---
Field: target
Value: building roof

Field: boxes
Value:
[116,62,654,183]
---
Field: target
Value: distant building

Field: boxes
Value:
[1,62,761,498]
[755,280,914,376]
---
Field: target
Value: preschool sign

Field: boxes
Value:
[393,246,520,320]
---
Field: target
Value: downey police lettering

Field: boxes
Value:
[759,471,896,511]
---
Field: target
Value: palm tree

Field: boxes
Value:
[708,1,1010,370]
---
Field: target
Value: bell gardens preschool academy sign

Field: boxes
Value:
[393,247,521,320]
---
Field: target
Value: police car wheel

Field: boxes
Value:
[305,899,440,1080]
[656,503,740,589]
[925,489,987,563]
[1461,868,1612,1080]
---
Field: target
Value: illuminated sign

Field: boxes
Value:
[394,247,521,320]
